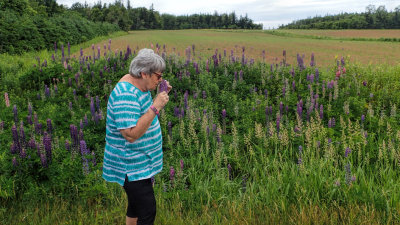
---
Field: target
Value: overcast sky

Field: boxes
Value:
[59,0,400,29]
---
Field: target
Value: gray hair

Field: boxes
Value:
[129,48,166,78]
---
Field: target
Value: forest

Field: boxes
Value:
[279,5,400,29]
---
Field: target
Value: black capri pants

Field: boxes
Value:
[123,176,156,225]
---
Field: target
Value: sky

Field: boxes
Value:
[59,0,400,29]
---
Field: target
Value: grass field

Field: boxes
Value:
[79,29,400,69]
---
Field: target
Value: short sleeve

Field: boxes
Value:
[112,91,141,130]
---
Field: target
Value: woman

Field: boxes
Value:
[102,48,172,225]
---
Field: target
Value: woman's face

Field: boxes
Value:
[146,71,163,91]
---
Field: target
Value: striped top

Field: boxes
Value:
[102,82,163,186]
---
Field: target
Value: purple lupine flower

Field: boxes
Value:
[341,57,345,66]
[180,159,184,171]
[97,46,101,59]
[279,102,283,115]
[362,81,367,86]
[298,145,303,165]
[90,97,96,119]
[11,125,19,149]
[222,109,226,119]
[276,117,280,133]
[10,143,18,154]
[43,132,52,162]
[159,80,168,93]
[80,120,84,130]
[292,81,296,91]
[170,167,175,181]
[344,147,351,157]
[35,123,43,135]
[297,104,303,118]
[206,126,210,136]
[44,85,50,97]
[79,129,84,142]
[264,89,268,99]
[315,68,319,82]
[202,91,206,99]
[180,108,185,118]
[65,140,70,151]
[239,70,243,80]
[19,123,25,148]
[47,119,53,134]
[328,138,332,144]
[361,114,365,122]
[13,105,18,124]
[297,53,304,70]
[70,124,79,149]
[319,105,323,119]
[40,151,47,168]
[95,96,100,112]
[328,119,332,128]
[212,124,217,132]
[227,164,232,179]
[174,107,180,118]
[80,140,88,156]
[310,53,315,67]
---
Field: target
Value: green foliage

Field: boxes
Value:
[280,4,400,29]
[0,3,120,55]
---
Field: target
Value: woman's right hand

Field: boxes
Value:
[153,92,169,111]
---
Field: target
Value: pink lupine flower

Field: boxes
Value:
[4,93,10,107]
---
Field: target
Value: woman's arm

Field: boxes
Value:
[120,92,169,143]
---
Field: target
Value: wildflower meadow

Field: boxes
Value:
[1,35,400,224]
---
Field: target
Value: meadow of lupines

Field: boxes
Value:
[1,39,400,223]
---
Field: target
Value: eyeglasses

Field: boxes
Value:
[152,72,163,80]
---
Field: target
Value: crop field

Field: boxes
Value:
[1,30,400,224]
[80,30,400,68]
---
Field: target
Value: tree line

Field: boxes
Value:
[0,0,262,54]
[279,5,400,29]
[69,0,263,30]
[0,0,120,54]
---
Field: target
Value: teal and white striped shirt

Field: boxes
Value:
[102,82,163,186]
